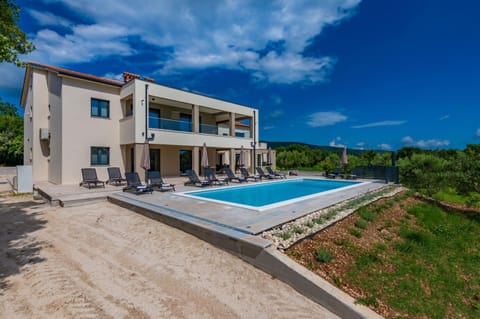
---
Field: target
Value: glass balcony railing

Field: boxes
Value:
[148,116,248,137]
[200,123,218,135]
[149,117,192,132]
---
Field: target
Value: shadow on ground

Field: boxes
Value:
[0,195,47,293]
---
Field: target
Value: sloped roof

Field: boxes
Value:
[28,62,124,86]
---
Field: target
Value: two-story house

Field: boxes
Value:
[21,63,275,185]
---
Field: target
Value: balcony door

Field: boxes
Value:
[179,113,192,132]
[179,150,192,174]
[149,108,161,129]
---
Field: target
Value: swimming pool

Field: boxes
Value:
[182,178,362,211]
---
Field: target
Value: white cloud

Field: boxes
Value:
[329,137,345,147]
[103,72,124,82]
[25,0,360,84]
[28,24,135,64]
[307,111,347,127]
[27,9,72,27]
[439,114,450,121]
[352,120,406,129]
[476,128,480,137]
[401,136,450,148]
[329,140,345,148]
[378,143,392,150]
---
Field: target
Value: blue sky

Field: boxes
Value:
[1,0,479,150]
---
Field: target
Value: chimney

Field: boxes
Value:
[123,72,140,83]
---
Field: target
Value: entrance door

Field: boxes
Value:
[149,149,160,172]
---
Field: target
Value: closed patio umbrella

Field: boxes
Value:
[140,143,150,182]
[341,146,348,166]
[201,142,209,175]
[239,145,245,167]
[267,146,272,165]
[140,143,151,170]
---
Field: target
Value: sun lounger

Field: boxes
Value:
[80,168,105,188]
[107,167,126,185]
[223,167,247,183]
[205,168,228,185]
[184,169,211,187]
[123,172,153,194]
[327,167,342,179]
[266,166,286,179]
[240,167,261,182]
[256,167,273,179]
[147,171,175,192]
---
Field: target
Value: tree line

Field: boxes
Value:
[276,144,480,206]
[0,98,23,165]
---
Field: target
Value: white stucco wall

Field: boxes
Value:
[60,77,122,184]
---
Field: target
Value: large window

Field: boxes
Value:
[91,147,110,165]
[91,98,110,118]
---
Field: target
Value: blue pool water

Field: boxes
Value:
[185,179,359,208]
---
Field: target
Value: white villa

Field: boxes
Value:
[21,63,275,185]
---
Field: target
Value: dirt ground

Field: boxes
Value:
[0,194,338,319]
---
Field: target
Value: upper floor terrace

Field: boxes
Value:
[119,78,258,149]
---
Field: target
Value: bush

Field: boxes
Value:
[315,248,334,263]
[359,209,376,222]
[355,219,369,229]
[348,227,363,238]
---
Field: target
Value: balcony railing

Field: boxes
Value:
[200,123,218,135]
[148,116,247,138]
[149,117,192,132]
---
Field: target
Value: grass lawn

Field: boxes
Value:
[287,193,480,318]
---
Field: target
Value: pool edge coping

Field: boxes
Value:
[175,177,370,212]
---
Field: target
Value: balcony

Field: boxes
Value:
[149,116,222,136]
[149,116,192,132]
[200,123,218,135]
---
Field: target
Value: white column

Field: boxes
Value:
[193,105,199,133]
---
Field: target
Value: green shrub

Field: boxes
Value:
[315,248,334,263]
[276,231,291,240]
[292,226,304,234]
[355,219,369,229]
[359,209,376,222]
[334,238,351,246]
[305,221,315,228]
[356,295,379,308]
[348,227,363,238]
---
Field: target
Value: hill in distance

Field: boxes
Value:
[262,141,390,156]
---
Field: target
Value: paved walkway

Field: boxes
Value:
[112,178,386,234]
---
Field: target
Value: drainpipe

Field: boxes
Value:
[251,110,256,173]
[145,84,149,143]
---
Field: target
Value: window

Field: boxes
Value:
[91,147,110,165]
[235,132,245,137]
[126,102,133,116]
[91,98,110,118]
